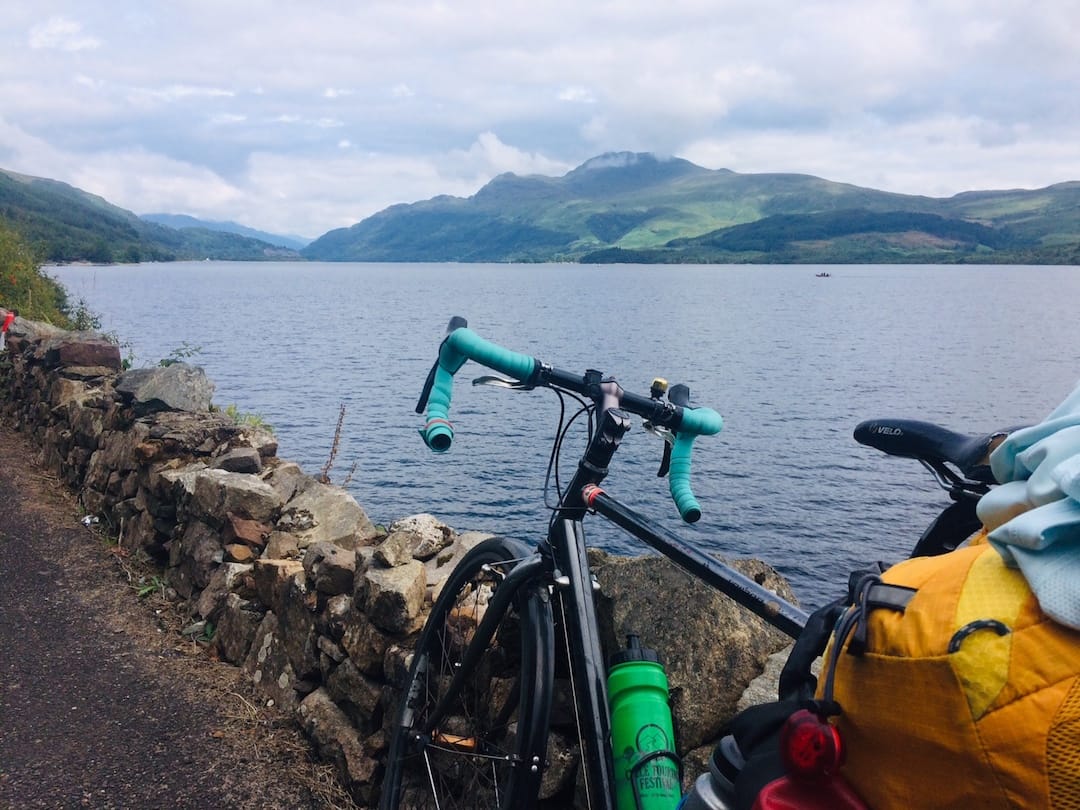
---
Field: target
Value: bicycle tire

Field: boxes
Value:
[381,537,555,810]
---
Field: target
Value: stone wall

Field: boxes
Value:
[0,319,795,806]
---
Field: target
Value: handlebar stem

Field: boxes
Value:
[559,408,634,517]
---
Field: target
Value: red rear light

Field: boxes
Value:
[780,709,845,781]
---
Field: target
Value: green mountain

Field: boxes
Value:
[301,152,1080,264]
[0,169,300,263]
[140,213,311,250]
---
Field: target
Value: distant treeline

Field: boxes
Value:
[684,210,1014,252]
[0,170,300,264]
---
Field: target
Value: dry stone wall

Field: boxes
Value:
[0,319,795,806]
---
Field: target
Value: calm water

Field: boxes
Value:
[49,262,1080,607]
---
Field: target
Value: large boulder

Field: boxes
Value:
[143,410,264,461]
[324,658,384,733]
[115,363,215,415]
[592,551,797,751]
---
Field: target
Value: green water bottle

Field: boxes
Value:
[608,634,681,810]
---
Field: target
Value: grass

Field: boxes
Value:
[222,403,275,433]
[135,574,167,599]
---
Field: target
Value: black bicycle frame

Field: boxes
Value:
[546,406,631,809]
[588,493,809,639]
[545,407,810,810]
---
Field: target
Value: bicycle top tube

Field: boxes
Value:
[415,316,724,523]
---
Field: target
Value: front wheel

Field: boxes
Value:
[381,537,555,810]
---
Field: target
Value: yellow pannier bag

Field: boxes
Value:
[818,540,1080,809]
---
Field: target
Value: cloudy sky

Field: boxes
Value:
[2,1,1078,239]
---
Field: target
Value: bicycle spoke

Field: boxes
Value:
[381,538,553,810]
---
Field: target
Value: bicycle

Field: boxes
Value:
[381,316,807,810]
[381,317,1011,810]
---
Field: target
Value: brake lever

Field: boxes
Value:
[657,441,673,478]
[645,382,691,478]
[668,383,691,408]
[643,421,675,477]
[472,374,533,390]
[415,360,439,414]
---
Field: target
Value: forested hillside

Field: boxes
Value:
[5,156,1079,266]
[302,153,1080,264]
[0,170,299,264]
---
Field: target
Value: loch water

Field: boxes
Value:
[49,261,1080,607]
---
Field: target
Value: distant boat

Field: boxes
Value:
[815,271,831,278]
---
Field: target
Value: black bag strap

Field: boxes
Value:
[779,599,845,702]
[779,564,917,702]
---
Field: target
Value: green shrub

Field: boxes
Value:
[0,220,73,326]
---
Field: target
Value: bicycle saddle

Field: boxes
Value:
[853,419,1016,484]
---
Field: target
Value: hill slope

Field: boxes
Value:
[140,213,310,250]
[302,153,1080,264]
[0,169,300,263]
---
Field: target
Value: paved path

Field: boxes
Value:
[0,422,328,809]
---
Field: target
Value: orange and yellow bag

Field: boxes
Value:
[818,539,1080,808]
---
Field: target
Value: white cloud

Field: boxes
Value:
[130,85,235,104]
[71,150,243,217]
[0,116,242,218]
[28,16,99,51]
[681,112,1080,197]
[74,74,105,91]
[558,86,595,103]
[0,117,75,178]
[238,133,572,236]
[581,116,609,145]
[1,1,1077,239]
[453,132,571,180]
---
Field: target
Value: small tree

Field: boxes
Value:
[0,221,72,325]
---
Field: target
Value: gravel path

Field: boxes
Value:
[0,420,349,809]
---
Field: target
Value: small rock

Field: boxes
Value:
[224,543,256,563]
[226,512,272,548]
[303,541,357,596]
[252,559,305,613]
[373,531,416,568]
[212,447,263,474]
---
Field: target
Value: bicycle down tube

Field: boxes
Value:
[550,406,633,809]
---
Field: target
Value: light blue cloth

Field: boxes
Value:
[978,379,1080,630]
